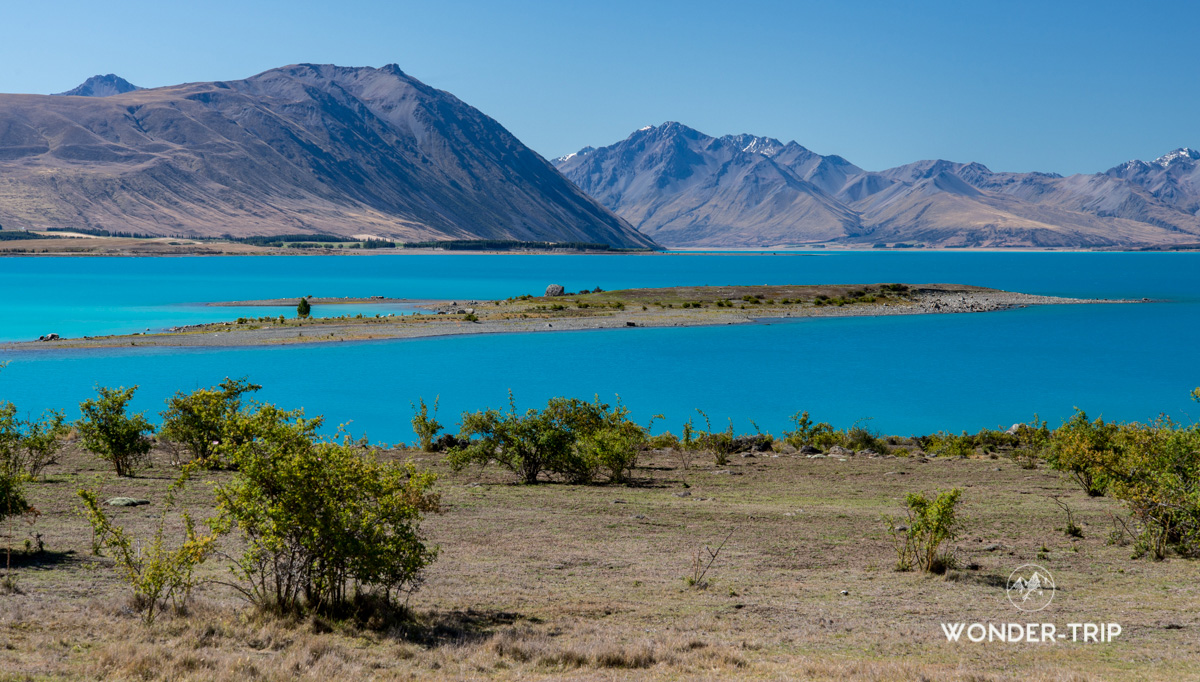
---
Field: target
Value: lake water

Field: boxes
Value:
[1,252,1198,441]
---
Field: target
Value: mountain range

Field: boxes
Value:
[553,123,1200,248]
[0,65,654,248]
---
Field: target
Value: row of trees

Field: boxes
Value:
[7,373,1200,626]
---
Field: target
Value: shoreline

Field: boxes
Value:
[204,296,428,307]
[0,284,1136,352]
[6,247,1200,258]
[4,233,1200,258]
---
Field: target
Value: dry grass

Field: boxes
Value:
[2,442,1198,680]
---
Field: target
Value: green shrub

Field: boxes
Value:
[845,419,889,453]
[297,297,311,318]
[692,410,735,465]
[76,386,154,477]
[886,489,963,573]
[973,428,1019,450]
[1041,394,1200,560]
[925,431,975,458]
[576,413,649,484]
[0,365,31,536]
[647,431,680,450]
[448,394,646,484]
[1013,415,1051,451]
[811,429,847,452]
[1103,417,1200,560]
[0,402,68,480]
[213,405,440,613]
[1048,411,1117,496]
[783,411,833,448]
[411,396,443,452]
[159,377,261,467]
[0,462,28,528]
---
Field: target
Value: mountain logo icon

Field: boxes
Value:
[1006,563,1056,612]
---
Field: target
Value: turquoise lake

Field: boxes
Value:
[1,252,1198,441]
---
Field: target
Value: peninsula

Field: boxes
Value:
[3,283,1128,351]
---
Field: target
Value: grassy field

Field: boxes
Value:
[2,435,1197,681]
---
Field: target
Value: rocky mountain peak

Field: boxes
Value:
[54,74,141,97]
[722,133,788,157]
[1153,147,1200,166]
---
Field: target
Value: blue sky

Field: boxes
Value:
[2,0,1195,175]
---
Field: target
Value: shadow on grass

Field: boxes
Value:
[625,477,675,489]
[2,548,78,570]
[391,608,530,647]
[945,570,1008,589]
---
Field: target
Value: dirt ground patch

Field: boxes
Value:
[1,443,1196,680]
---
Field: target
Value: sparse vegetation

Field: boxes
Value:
[686,529,734,589]
[78,473,219,624]
[5,383,1200,678]
[1052,495,1085,538]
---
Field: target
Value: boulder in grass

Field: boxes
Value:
[545,284,565,297]
[106,497,150,507]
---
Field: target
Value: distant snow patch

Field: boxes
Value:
[1153,148,1199,166]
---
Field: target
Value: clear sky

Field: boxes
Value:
[2,0,1195,175]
